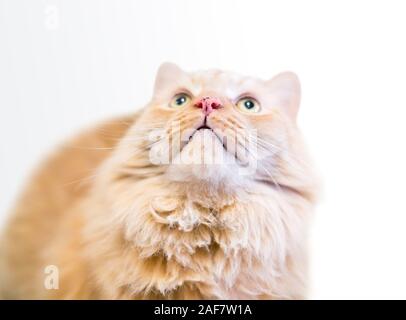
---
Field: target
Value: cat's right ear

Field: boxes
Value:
[154,62,187,93]
[266,71,301,120]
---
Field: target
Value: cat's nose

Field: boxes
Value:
[194,97,223,116]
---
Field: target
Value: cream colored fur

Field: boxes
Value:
[0,63,318,299]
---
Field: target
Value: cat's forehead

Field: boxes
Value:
[188,69,264,98]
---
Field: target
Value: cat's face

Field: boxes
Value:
[117,63,304,190]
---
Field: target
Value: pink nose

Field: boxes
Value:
[194,97,223,115]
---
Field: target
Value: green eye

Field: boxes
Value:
[236,97,261,113]
[170,93,191,108]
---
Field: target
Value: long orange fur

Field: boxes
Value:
[0,63,318,299]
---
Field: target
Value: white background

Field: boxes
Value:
[1,0,406,299]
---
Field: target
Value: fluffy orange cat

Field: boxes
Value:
[0,63,318,299]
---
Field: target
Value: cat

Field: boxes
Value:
[0,63,318,299]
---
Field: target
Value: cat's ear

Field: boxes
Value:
[266,72,301,120]
[154,62,187,93]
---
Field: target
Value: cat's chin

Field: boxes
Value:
[166,129,246,187]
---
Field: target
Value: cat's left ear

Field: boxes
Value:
[154,62,188,93]
[266,72,301,120]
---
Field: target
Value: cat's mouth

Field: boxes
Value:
[186,124,225,147]
[196,124,211,131]
[173,121,252,169]
[176,121,226,156]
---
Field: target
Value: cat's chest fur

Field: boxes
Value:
[85,179,306,299]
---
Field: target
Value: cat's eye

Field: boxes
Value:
[170,93,191,108]
[236,97,261,113]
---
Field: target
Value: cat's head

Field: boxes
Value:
[112,63,312,195]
